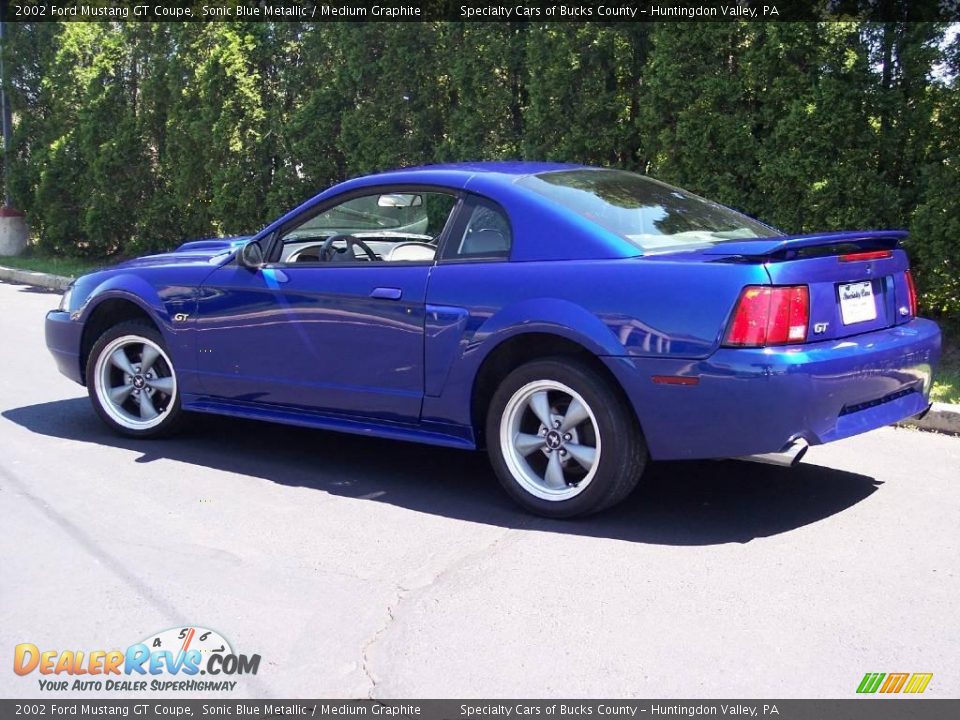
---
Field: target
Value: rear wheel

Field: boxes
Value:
[86,321,184,438]
[486,358,647,517]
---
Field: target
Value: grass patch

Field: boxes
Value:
[931,320,960,405]
[0,254,106,278]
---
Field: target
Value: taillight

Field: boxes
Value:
[724,286,809,347]
[905,269,918,317]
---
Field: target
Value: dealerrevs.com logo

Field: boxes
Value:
[13,627,260,692]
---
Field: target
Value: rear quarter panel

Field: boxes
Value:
[422,257,768,430]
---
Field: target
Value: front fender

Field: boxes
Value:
[75,273,201,387]
[78,274,172,329]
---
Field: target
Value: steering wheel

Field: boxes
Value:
[319,234,378,262]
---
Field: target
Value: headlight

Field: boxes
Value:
[58,286,73,312]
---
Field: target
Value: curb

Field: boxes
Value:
[0,264,73,292]
[897,402,960,436]
[2,261,958,437]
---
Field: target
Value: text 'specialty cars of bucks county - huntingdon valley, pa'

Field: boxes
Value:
[45,163,941,517]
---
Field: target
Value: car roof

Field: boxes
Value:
[356,161,588,185]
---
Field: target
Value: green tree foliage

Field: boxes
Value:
[753,23,900,232]
[335,23,450,175]
[4,22,60,222]
[267,24,346,214]
[910,31,960,315]
[641,23,760,211]
[163,23,279,239]
[439,23,525,161]
[524,23,649,167]
[24,24,154,256]
[2,20,958,317]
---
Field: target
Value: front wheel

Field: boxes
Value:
[86,321,185,438]
[486,358,647,518]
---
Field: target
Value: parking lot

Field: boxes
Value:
[0,279,957,699]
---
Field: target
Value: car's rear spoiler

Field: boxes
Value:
[702,230,907,259]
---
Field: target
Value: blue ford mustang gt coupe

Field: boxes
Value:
[46,162,941,517]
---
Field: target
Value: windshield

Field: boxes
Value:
[518,169,780,251]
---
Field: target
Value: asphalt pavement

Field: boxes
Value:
[0,279,957,699]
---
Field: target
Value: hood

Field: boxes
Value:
[113,236,251,269]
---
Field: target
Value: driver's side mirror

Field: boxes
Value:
[238,241,264,269]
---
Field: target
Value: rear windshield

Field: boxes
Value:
[518,169,780,251]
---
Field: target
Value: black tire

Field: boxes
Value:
[85,320,185,438]
[485,357,647,518]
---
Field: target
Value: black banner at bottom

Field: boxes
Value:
[1,700,958,720]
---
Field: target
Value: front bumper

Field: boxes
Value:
[45,309,84,385]
[603,318,941,461]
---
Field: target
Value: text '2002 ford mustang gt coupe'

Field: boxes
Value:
[46,163,941,517]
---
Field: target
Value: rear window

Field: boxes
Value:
[518,169,780,252]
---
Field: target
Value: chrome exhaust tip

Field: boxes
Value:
[738,438,809,468]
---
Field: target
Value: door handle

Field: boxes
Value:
[370,287,402,301]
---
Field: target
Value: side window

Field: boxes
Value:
[443,198,512,261]
[277,190,458,264]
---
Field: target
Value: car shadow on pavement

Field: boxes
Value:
[3,398,883,546]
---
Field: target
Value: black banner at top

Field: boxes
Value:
[4,0,959,23]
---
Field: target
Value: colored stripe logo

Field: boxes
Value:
[857,672,933,694]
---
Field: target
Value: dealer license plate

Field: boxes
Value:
[839,281,877,325]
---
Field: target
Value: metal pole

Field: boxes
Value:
[0,17,11,208]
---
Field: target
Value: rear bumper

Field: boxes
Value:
[45,309,84,385]
[604,318,941,461]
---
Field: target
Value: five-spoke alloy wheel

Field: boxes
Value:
[500,380,601,502]
[87,321,184,438]
[487,357,648,517]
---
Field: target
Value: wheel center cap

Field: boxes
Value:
[545,430,563,450]
[132,375,146,389]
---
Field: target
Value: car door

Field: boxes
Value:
[194,188,460,423]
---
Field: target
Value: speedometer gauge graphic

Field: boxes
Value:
[140,627,233,660]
